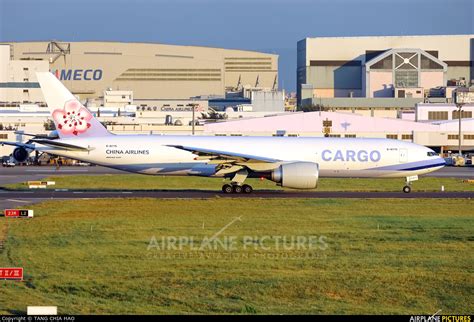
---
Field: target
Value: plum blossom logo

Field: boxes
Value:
[52,100,92,135]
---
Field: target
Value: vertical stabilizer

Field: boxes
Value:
[36,72,111,138]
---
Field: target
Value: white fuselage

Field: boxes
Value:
[36,135,445,179]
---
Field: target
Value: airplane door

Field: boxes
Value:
[399,148,408,163]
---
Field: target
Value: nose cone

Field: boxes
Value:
[436,157,446,167]
[429,156,446,172]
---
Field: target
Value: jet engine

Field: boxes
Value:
[271,162,319,189]
[12,147,30,163]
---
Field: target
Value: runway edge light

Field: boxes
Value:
[2,209,34,218]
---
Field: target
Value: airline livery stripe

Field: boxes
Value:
[367,159,446,171]
[396,162,447,171]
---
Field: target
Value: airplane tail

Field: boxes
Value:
[36,72,111,139]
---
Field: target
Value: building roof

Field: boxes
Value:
[204,111,442,133]
[1,41,278,57]
[314,98,428,108]
[300,34,474,42]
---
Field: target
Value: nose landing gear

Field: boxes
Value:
[403,175,418,193]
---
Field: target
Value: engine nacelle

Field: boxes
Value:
[12,147,30,163]
[271,162,319,189]
[48,130,60,139]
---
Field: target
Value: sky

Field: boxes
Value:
[0,0,472,92]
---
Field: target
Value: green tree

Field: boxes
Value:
[44,119,56,131]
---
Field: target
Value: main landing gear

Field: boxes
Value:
[402,175,418,193]
[222,183,253,194]
[221,169,253,194]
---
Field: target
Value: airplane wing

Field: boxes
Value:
[1,139,93,152]
[167,145,281,175]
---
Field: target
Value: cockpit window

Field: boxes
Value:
[427,152,438,157]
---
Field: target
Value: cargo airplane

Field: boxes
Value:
[2,72,445,193]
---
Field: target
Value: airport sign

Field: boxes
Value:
[0,267,23,280]
[3,209,34,218]
[27,181,55,189]
[27,306,58,315]
[453,90,474,104]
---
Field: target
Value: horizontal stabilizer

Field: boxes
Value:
[14,131,59,139]
[0,141,36,149]
[30,139,93,151]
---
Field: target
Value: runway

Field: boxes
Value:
[1,166,473,209]
[0,188,473,207]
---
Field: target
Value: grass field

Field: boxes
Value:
[0,198,473,314]
[3,174,474,192]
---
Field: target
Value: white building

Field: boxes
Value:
[0,45,49,104]
[416,103,474,122]
[203,105,474,153]
[298,34,474,107]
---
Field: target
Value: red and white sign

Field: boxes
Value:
[3,209,33,218]
[0,267,23,280]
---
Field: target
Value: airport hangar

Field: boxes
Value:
[1,37,474,159]
[0,41,283,158]
[297,34,474,111]
[0,41,279,104]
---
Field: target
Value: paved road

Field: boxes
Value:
[426,166,474,178]
[0,166,125,176]
[0,166,127,186]
[0,166,125,184]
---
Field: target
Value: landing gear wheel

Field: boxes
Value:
[242,184,253,194]
[233,185,243,194]
[403,185,411,193]
[222,184,233,194]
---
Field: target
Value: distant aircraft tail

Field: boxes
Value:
[36,72,111,139]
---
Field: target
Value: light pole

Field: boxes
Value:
[457,103,462,156]
[454,88,467,157]
[192,104,195,136]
